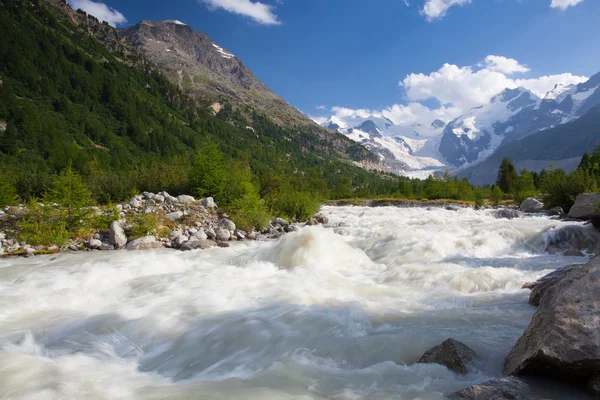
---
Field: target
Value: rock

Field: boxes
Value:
[154,194,165,203]
[215,227,231,241]
[568,192,600,219]
[588,375,600,396]
[173,235,188,249]
[200,197,217,209]
[448,377,548,400]
[217,242,229,248]
[129,198,142,208]
[274,218,289,227]
[504,256,600,382]
[309,212,329,225]
[23,247,35,258]
[169,230,183,241]
[68,244,78,251]
[205,228,216,240]
[564,249,584,257]
[0,232,5,240]
[548,206,564,216]
[142,192,155,200]
[144,207,152,214]
[166,211,184,221]
[166,196,178,203]
[99,243,114,251]
[284,225,297,233]
[524,265,577,306]
[218,218,236,232]
[0,246,4,255]
[87,239,102,249]
[126,236,163,251]
[418,338,476,374]
[445,206,459,212]
[520,197,544,213]
[180,240,217,251]
[194,230,208,241]
[234,230,246,240]
[493,209,522,219]
[540,225,600,254]
[108,221,128,249]
[177,195,195,204]
[246,231,257,240]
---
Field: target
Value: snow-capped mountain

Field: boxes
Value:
[440,71,600,167]
[321,113,448,174]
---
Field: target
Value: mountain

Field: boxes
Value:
[320,113,447,176]
[440,72,600,168]
[459,103,600,184]
[121,21,313,128]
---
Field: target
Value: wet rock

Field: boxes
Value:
[246,231,257,240]
[274,218,289,227]
[180,240,217,251]
[99,243,114,251]
[493,209,522,219]
[215,227,231,241]
[284,225,298,233]
[200,197,217,209]
[548,206,564,216]
[234,230,246,240]
[217,242,229,248]
[205,228,216,240]
[541,224,600,254]
[23,247,35,258]
[445,206,459,212]
[173,235,188,249]
[87,238,102,249]
[448,377,548,400]
[218,218,236,232]
[418,338,476,374]
[126,236,163,251]
[564,249,584,257]
[68,244,78,251]
[108,221,127,249]
[309,212,329,225]
[588,375,600,396]
[166,211,184,221]
[504,256,600,382]
[177,195,195,204]
[520,197,544,213]
[568,192,600,219]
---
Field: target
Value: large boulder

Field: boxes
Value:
[177,195,195,205]
[520,198,544,213]
[308,212,329,225]
[165,211,184,222]
[218,218,236,232]
[180,240,217,251]
[125,236,163,251]
[568,192,600,219]
[108,221,127,249]
[493,209,522,220]
[200,197,217,209]
[87,238,102,249]
[215,227,231,241]
[540,225,600,255]
[417,338,476,374]
[504,256,600,391]
[449,378,548,400]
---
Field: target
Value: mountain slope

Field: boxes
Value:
[458,103,600,184]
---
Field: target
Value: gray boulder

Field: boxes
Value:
[234,230,246,240]
[520,197,544,213]
[200,197,217,209]
[540,225,600,254]
[108,221,128,249]
[418,338,476,374]
[205,228,216,240]
[177,195,195,205]
[588,375,600,396]
[274,218,289,227]
[493,209,522,219]
[504,256,600,391]
[87,238,102,249]
[126,236,163,251]
[180,240,217,251]
[449,377,548,400]
[548,206,564,216]
[309,212,329,225]
[215,227,231,241]
[99,243,114,251]
[194,230,207,241]
[568,192,600,219]
[166,211,184,222]
[154,194,165,203]
[218,218,236,232]
[129,198,142,208]
[173,235,188,249]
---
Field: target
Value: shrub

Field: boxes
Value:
[125,213,163,239]
[17,202,70,246]
[229,193,271,231]
[490,186,503,206]
[267,190,321,222]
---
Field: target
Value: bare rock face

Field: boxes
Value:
[504,256,600,389]
[418,338,476,374]
[449,377,548,400]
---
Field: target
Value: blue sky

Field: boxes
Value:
[69,0,600,126]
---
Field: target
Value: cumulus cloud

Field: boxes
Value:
[201,0,280,25]
[67,0,126,26]
[421,0,471,21]
[316,105,327,110]
[319,55,587,135]
[400,56,587,110]
[550,0,585,10]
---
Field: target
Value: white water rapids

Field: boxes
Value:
[0,206,595,399]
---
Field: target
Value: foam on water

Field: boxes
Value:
[0,206,593,399]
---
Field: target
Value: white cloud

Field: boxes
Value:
[400,56,587,110]
[421,0,471,21]
[202,0,280,25]
[67,0,126,26]
[316,105,327,110]
[550,0,585,10]
[310,115,328,125]
[481,55,530,74]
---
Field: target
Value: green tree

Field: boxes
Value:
[190,140,226,202]
[496,157,518,194]
[514,169,538,203]
[44,166,91,230]
[490,185,504,206]
[0,170,17,207]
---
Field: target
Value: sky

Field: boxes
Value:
[69,0,600,128]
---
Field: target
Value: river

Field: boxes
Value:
[0,206,594,399]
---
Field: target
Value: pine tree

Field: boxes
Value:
[496,157,518,194]
[190,140,226,203]
[44,166,91,230]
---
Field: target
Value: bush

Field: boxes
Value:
[125,213,163,239]
[229,193,271,231]
[17,202,70,246]
[490,186,503,206]
[267,190,321,222]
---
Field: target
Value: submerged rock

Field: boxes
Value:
[520,197,544,213]
[504,256,600,389]
[418,338,476,374]
[449,377,548,400]
[493,209,522,220]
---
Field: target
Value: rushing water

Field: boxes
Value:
[0,206,595,399]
